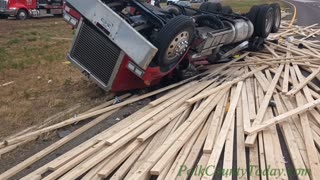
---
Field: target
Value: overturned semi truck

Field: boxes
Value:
[63,0,281,91]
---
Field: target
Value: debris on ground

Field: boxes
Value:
[1,22,320,180]
[0,81,14,87]
[56,129,72,138]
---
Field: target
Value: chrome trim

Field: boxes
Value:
[0,0,8,10]
[70,17,83,46]
[67,53,108,90]
[108,51,125,88]
[68,19,125,91]
[67,51,125,91]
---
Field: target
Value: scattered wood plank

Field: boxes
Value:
[202,82,243,180]
[150,89,229,175]
[187,66,268,104]
[273,93,309,180]
[1,76,200,147]
[290,67,320,179]
[236,96,247,180]
[286,67,320,96]
[244,98,320,134]
[0,81,14,87]
[0,109,119,180]
[3,22,320,180]
[203,93,228,153]
[245,64,284,147]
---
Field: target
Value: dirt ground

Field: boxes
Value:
[0,98,151,179]
[0,18,115,139]
[0,18,160,178]
[0,1,296,178]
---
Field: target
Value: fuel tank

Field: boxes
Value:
[194,18,254,54]
[223,19,254,44]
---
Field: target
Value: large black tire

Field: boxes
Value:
[199,2,222,12]
[247,5,260,25]
[199,2,210,11]
[270,3,281,33]
[16,9,28,20]
[221,6,233,14]
[165,5,181,16]
[207,2,222,12]
[255,5,274,38]
[153,15,195,72]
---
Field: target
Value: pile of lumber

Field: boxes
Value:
[1,24,320,180]
[271,22,320,41]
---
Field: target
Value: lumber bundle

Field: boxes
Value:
[1,23,320,180]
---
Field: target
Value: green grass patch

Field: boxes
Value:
[7,38,21,46]
[0,47,8,71]
[0,19,73,72]
[26,36,38,42]
[220,0,288,13]
[162,0,289,14]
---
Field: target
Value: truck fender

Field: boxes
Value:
[8,3,29,16]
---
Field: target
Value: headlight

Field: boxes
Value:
[63,13,71,21]
[69,18,77,26]
[9,7,17,10]
[63,12,78,27]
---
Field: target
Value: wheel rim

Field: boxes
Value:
[274,9,281,28]
[265,10,273,33]
[165,31,189,62]
[19,11,26,20]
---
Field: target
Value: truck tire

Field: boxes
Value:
[255,5,274,38]
[247,5,260,25]
[199,2,210,11]
[221,6,233,14]
[16,9,28,20]
[207,2,222,12]
[165,5,181,16]
[270,3,281,33]
[153,15,195,72]
[199,2,222,12]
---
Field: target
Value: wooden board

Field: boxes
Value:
[202,82,243,180]
[245,64,284,146]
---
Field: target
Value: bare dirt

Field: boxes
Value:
[0,17,135,177]
[0,98,151,179]
[0,2,299,178]
[0,18,163,179]
[0,18,114,139]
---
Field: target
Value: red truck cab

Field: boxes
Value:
[0,0,64,20]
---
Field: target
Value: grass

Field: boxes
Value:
[0,1,290,138]
[0,18,113,138]
[219,0,289,13]
[162,0,289,13]
[0,20,72,71]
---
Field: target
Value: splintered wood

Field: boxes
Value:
[1,24,320,180]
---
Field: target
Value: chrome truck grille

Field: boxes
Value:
[69,20,123,90]
[0,0,8,9]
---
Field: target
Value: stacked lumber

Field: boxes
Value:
[1,24,320,180]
